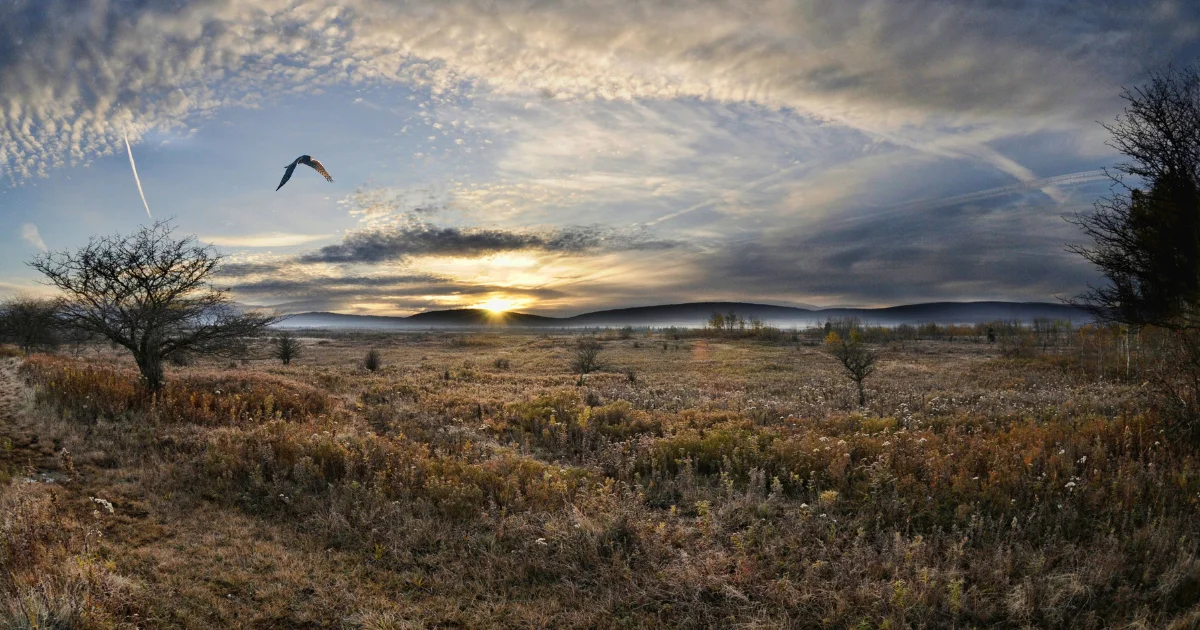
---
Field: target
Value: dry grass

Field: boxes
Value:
[2,331,1200,628]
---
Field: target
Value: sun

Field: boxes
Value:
[479,297,521,314]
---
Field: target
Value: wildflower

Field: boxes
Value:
[1065,481,1076,489]
[882,441,891,447]
[535,538,548,546]
[90,497,114,514]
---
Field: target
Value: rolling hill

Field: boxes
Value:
[278,301,1093,329]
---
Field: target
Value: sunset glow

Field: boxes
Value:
[1,1,1193,314]
[478,298,524,314]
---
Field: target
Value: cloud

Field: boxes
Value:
[213,260,289,279]
[6,0,1198,313]
[20,223,46,251]
[3,0,1197,181]
[203,232,332,248]
[300,221,679,264]
[225,271,570,314]
[683,192,1099,306]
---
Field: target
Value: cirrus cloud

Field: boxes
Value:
[3,0,1197,181]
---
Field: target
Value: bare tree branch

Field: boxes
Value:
[29,221,280,390]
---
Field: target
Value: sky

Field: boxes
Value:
[1,0,1198,316]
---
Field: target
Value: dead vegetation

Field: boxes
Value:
[1,328,1199,628]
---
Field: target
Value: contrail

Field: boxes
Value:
[888,169,1110,215]
[814,168,1114,232]
[644,161,809,227]
[123,130,152,219]
[90,48,152,220]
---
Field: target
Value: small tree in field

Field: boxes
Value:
[30,221,278,391]
[571,337,603,375]
[0,296,61,354]
[274,329,302,365]
[825,330,878,407]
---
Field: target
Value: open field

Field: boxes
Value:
[2,330,1199,628]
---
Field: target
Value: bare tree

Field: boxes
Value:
[1070,66,1200,330]
[825,330,878,407]
[273,329,302,365]
[571,337,603,375]
[1067,67,1200,436]
[30,221,278,391]
[0,296,61,354]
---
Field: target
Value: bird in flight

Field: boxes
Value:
[276,155,333,191]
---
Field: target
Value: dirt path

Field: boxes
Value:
[0,358,66,483]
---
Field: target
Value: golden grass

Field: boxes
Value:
[3,331,1200,627]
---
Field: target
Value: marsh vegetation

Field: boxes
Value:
[2,322,1198,628]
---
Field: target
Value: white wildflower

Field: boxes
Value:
[89,497,114,514]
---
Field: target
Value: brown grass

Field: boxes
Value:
[2,331,1200,627]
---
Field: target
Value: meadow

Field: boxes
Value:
[2,326,1198,628]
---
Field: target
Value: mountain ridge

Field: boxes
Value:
[278,300,1092,329]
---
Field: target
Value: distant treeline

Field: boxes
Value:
[589,311,1086,345]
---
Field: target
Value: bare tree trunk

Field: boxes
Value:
[137,352,165,392]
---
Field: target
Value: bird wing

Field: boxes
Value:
[304,158,334,182]
[276,161,298,191]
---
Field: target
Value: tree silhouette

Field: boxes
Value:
[30,221,278,390]
[1071,67,1200,330]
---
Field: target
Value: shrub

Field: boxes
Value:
[825,330,878,406]
[20,355,330,425]
[196,418,589,520]
[274,329,302,365]
[570,338,602,375]
[364,349,382,372]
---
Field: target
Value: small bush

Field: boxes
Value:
[20,355,330,425]
[571,338,603,375]
[494,357,511,370]
[274,329,302,365]
[364,349,382,372]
